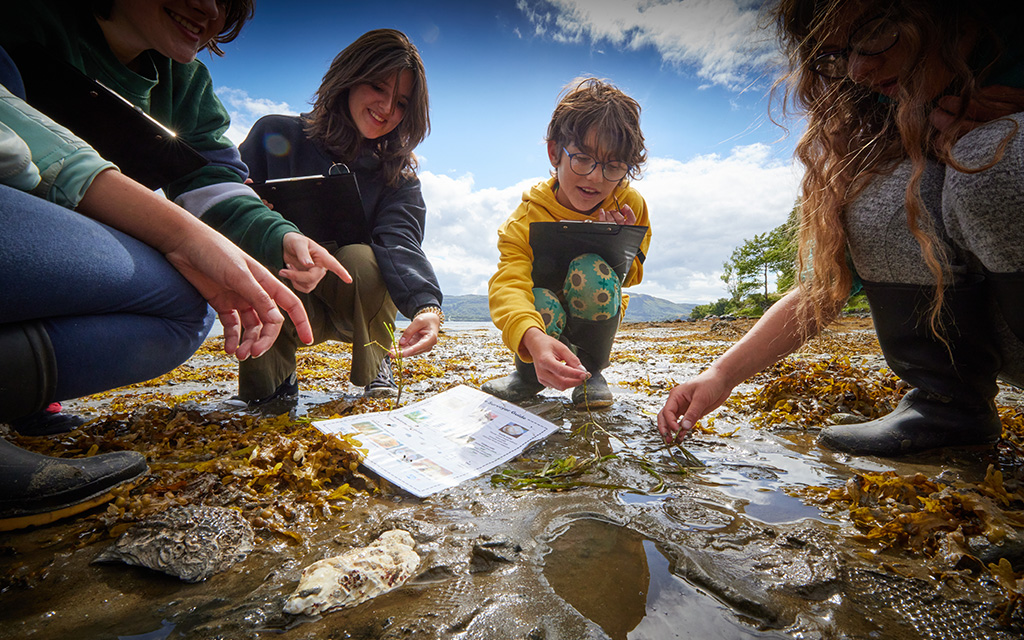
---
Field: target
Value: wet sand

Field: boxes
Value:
[2,318,1023,639]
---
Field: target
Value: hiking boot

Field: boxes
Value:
[364,355,398,398]
[482,357,544,404]
[226,373,299,409]
[572,371,613,410]
[0,438,148,531]
[10,402,85,436]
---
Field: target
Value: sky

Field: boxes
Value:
[205,0,805,305]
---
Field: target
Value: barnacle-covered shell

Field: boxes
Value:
[93,505,254,583]
[284,529,419,616]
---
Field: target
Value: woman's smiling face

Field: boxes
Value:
[103,0,227,66]
[347,70,413,141]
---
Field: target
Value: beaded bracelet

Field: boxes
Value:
[414,305,445,326]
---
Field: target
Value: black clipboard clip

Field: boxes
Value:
[250,171,369,247]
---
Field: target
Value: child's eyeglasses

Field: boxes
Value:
[563,147,631,182]
[810,15,900,80]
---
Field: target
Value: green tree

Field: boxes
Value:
[689,297,733,320]
[720,207,798,313]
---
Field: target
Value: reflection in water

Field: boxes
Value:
[545,519,789,639]
[632,541,788,639]
[118,620,176,640]
[544,519,649,639]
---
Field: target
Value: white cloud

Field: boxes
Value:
[419,172,541,297]
[419,144,802,304]
[213,85,803,306]
[216,87,298,146]
[516,0,782,90]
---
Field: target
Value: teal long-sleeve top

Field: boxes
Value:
[0,1,300,270]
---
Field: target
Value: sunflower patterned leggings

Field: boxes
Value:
[532,253,621,339]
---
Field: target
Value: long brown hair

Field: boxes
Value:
[305,28,430,186]
[767,0,1008,334]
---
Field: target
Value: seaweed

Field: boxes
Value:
[492,390,703,493]
[792,465,1024,625]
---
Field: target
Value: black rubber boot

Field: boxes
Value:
[819,280,1003,456]
[0,321,57,422]
[564,315,619,410]
[989,271,1024,342]
[10,403,86,437]
[482,356,545,403]
[0,438,148,531]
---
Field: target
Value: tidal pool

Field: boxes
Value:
[2,319,1022,639]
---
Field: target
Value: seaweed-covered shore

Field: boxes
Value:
[2,318,1023,639]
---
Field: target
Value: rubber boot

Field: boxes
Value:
[0,321,57,422]
[818,280,1003,456]
[989,271,1024,343]
[482,356,545,403]
[564,315,619,410]
[11,403,86,436]
[0,438,148,531]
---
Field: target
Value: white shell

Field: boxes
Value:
[284,529,419,616]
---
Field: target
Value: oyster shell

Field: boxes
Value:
[284,529,419,616]
[93,505,254,583]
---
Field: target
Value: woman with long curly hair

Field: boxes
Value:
[658,0,1024,456]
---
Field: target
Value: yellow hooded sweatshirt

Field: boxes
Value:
[487,177,651,361]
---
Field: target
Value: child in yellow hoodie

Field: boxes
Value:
[484,77,651,409]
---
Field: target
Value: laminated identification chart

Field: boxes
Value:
[313,385,559,497]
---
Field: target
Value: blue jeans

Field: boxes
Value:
[0,184,213,403]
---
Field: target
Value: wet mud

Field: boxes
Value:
[2,319,1024,639]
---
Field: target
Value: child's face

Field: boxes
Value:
[547,135,625,214]
[105,0,226,66]
[348,70,413,141]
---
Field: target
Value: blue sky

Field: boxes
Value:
[206,0,804,304]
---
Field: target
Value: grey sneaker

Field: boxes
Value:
[364,355,399,398]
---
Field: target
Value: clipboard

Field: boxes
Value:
[250,172,369,247]
[529,221,647,291]
[10,45,208,190]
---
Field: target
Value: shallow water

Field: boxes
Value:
[2,319,1023,639]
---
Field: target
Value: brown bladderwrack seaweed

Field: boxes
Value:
[734,355,905,429]
[8,405,375,548]
[793,466,1024,627]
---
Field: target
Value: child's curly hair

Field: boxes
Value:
[546,77,647,180]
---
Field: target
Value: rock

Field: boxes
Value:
[93,505,254,583]
[283,529,419,616]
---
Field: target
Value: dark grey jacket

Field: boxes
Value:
[240,114,442,317]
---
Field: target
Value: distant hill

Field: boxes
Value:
[622,293,696,322]
[403,293,696,323]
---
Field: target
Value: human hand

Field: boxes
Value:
[394,311,440,358]
[594,203,636,225]
[930,85,1024,138]
[73,169,314,360]
[164,236,314,360]
[279,232,352,293]
[522,329,589,390]
[656,369,734,445]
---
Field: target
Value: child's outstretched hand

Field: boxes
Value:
[521,328,589,390]
[595,203,636,225]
